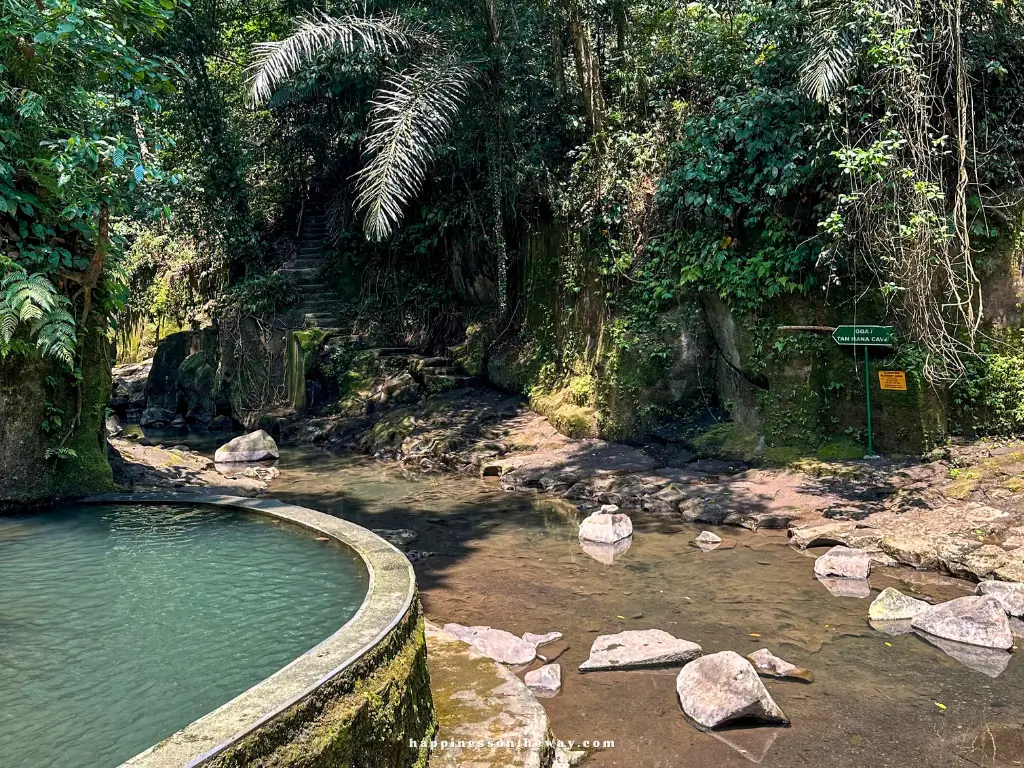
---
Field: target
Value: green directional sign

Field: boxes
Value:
[832,325,894,347]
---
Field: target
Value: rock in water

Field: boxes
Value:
[579,629,701,672]
[977,581,1024,617]
[214,430,279,463]
[695,531,722,545]
[524,663,561,695]
[868,587,931,621]
[746,649,814,683]
[442,623,537,665]
[523,631,563,648]
[578,512,633,544]
[910,596,1013,649]
[676,651,789,729]
[370,528,419,549]
[813,546,871,579]
[105,414,123,438]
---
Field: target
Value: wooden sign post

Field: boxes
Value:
[832,325,895,457]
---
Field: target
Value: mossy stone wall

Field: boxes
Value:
[207,599,435,768]
[0,326,114,511]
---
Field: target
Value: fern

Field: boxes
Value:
[0,269,78,368]
[247,13,412,105]
[354,56,476,240]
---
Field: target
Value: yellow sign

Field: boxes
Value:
[879,371,908,391]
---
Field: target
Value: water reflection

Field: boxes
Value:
[579,536,632,564]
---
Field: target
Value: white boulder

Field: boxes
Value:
[214,429,279,463]
[676,651,789,729]
[578,512,633,544]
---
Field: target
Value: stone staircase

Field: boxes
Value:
[280,210,349,330]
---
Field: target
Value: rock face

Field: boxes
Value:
[977,581,1024,617]
[442,623,537,665]
[578,512,633,544]
[813,546,872,579]
[579,629,701,672]
[910,596,1013,649]
[868,587,931,621]
[745,649,813,683]
[214,430,280,463]
[524,663,561,695]
[676,651,789,729]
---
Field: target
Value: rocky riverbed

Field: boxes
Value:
[280,385,1024,585]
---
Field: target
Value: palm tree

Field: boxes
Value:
[248,12,477,241]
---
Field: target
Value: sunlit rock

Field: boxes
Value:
[442,623,537,665]
[746,648,813,683]
[868,587,931,621]
[813,546,872,579]
[578,512,633,544]
[910,596,1013,649]
[214,429,279,463]
[524,663,561,695]
[579,629,701,672]
[523,631,562,648]
[977,580,1024,617]
[676,651,789,729]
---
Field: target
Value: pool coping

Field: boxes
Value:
[82,492,417,768]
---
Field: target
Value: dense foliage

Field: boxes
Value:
[7,0,1024,446]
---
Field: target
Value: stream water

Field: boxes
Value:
[268,446,1024,768]
[0,503,368,768]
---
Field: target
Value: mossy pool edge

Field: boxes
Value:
[84,492,436,768]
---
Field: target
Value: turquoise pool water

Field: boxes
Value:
[0,504,369,768]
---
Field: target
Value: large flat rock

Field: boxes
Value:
[442,623,537,665]
[579,629,701,672]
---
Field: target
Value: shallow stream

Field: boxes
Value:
[269,446,1024,768]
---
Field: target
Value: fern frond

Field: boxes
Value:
[354,56,476,240]
[0,307,16,343]
[248,13,412,105]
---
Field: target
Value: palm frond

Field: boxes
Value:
[354,56,477,241]
[799,27,855,104]
[248,12,412,105]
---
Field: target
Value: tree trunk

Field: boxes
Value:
[560,0,605,136]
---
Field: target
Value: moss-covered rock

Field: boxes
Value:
[0,326,115,511]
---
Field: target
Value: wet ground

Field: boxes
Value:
[257,445,1024,768]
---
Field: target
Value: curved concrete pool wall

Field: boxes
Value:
[85,493,436,768]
